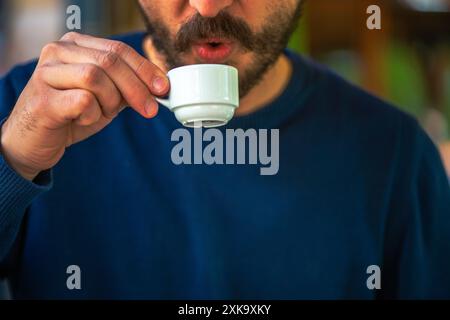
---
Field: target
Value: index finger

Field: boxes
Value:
[61,32,169,97]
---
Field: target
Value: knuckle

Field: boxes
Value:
[80,64,101,86]
[103,109,117,120]
[33,65,48,82]
[105,99,121,117]
[108,41,129,56]
[98,51,120,70]
[41,41,61,56]
[135,59,147,74]
[74,91,95,112]
[61,31,79,41]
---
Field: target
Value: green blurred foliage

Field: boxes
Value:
[383,43,427,119]
[288,10,309,54]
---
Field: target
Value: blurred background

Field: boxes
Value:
[1,0,450,298]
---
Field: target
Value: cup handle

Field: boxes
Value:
[155,97,171,109]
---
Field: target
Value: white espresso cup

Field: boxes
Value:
[156,64,239,128]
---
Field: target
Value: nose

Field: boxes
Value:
[189,0,234,17]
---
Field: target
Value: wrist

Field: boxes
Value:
[0,120,40,181]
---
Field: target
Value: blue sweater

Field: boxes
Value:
[1,32,449,299]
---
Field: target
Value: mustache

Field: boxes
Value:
[174,12,256,53]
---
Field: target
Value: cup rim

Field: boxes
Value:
[168,64,238,75]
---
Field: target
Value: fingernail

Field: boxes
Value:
[152,76,168,93]
[144,99,157,117]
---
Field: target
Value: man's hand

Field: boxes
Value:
[0,32,169,181]
[439,142,450,178]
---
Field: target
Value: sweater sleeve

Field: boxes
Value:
[0,143,53,263]
[381,117,450,299]
[0,66,53,263]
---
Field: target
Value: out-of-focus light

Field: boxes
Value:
[399,0,450,12]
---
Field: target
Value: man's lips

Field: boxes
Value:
[192,38,235,63]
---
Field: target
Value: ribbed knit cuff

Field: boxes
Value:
[0,115,53,257]
[0,154,52,218]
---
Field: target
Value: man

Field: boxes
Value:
[0,0,449,299]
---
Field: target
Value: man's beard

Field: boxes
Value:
[138,2,303,98]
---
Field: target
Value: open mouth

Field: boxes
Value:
[193,38,235,63]
[208,42,222,48]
